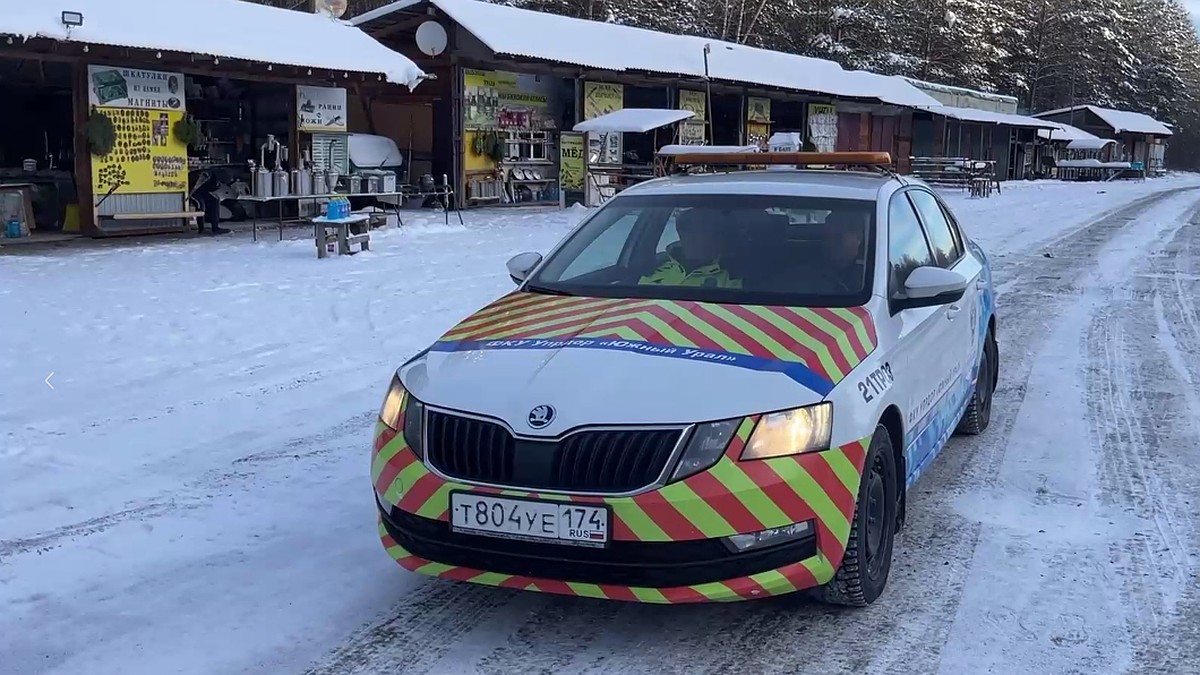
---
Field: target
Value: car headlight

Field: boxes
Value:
[741,403,832,460]
[378,374,425,458]
[669,418,742,481]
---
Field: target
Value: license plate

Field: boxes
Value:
[449,492,609,547]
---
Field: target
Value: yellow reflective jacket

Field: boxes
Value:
[639,247,742,288]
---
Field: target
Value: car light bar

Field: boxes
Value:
[657,150,893,166]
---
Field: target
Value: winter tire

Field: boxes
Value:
[817,424,898,607]
[956,327,998,435]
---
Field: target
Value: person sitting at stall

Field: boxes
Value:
[639,208,742,288]
[189,168,231,236]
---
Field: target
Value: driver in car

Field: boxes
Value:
[639,208,743,288]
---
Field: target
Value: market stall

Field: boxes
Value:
[0,57,78,241]
[573,108,695,204]
[1,0,427,238]
[461,68,572,207]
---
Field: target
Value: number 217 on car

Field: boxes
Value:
[449,492,609,547]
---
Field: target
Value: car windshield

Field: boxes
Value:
[526,193,876,307]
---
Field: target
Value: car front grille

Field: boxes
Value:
[425,411,684,493]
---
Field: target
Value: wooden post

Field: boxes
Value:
[72,61,97,236]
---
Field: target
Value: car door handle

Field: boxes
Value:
[976,278,987,289]
[946,304,961,320]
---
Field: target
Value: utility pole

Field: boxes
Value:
[703,43,714,145]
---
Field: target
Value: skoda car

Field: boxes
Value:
[371,155,998,606]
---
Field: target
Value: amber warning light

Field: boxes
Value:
[658,151,894,166]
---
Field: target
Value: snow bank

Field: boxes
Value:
[1,0,426,89]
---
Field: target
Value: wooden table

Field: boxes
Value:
[238,186,462,242]
[313,214,371,258]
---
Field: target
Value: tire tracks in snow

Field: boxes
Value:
[1088,209,1200,673]
[307,186,1200,675]
[933,188,1200,674]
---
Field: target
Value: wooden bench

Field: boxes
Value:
[314,214,371,259]
[108,211,205,221]
[968,177,994,198]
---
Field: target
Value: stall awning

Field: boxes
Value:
[2,0,426,89]
[573,109,695,134]
[658,144,760,155]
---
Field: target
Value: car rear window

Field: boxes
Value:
[526,193,877,307]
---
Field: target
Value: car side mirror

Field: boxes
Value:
[895,266,968,310]
[506,251,543,285]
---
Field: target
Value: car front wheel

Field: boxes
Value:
[956,327,998,435]
[817,424,898,607]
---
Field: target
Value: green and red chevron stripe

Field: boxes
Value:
[437,292,877,385]
[371,413,873,602]
[378,519,832,603]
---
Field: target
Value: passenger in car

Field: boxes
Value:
[817,212,869,293]
[639,208,743,288]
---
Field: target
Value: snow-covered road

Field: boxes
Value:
[3,177,1200,675]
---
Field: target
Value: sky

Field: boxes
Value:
[1187,0,1200,30]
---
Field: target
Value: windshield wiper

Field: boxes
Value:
[524,283,575,297]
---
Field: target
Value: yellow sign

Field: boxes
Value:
[583,82,623,120]
[91,107,188,195]
[748,97,771,123]
[559,132,585,189]
[679,90,706,120]
[464,69,551,130]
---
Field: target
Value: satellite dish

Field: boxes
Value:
[314,0,348,18]
[415,20,448,56]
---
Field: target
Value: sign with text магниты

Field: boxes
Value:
[88,66,186,111]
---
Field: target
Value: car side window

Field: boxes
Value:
[939,201,967,256]
[907,190,962,267]
[559,212,640,280]
[888,194,937,295]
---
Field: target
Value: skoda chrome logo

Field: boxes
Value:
[528,404,556,429]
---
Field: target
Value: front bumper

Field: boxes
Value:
[371,417,870,604]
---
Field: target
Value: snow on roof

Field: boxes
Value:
[2,0,427,89]
[920,105,1059,130]
[1036,121,1098,142]
[573,109,694,134]
[903,77,1018,105]
[1034,105,1173,136]
[355,0,941,107]
[1066,138,1116,150]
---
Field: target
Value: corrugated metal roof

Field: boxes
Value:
[354,0,941,108]
[1034,105,1173,136]
[2,0,427,88]
[918,105,1060,130]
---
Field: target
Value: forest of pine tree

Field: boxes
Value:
[273,0,1200,168]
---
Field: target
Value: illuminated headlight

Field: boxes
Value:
[741,403,832,460]
[377,374,425,458]
[724,520,814,553]
[669,418,742,481]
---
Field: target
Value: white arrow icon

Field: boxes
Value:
[45,372,54,390]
